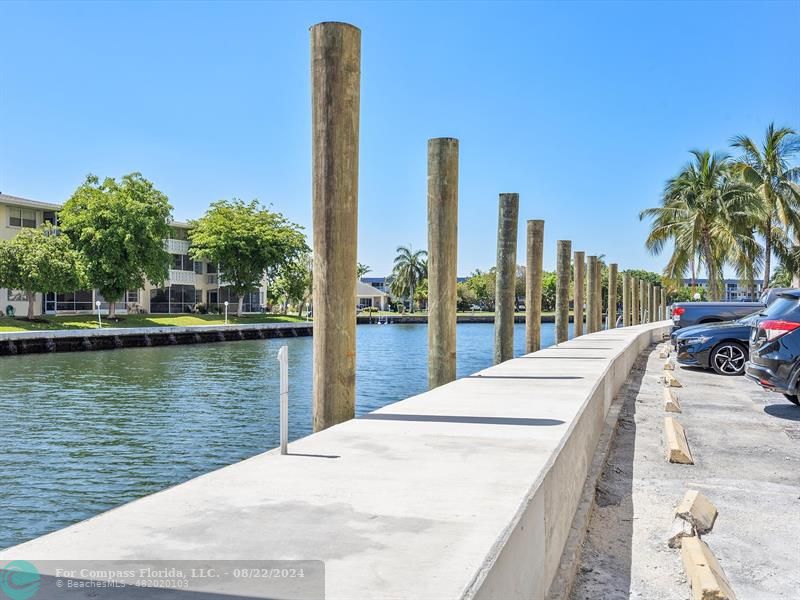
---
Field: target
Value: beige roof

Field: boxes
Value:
[357,280,389,298]
[0,193,61,211]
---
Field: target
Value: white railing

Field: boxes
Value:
[168,269,195,285]
[164,238,190,255]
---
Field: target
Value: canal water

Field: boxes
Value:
[0,322,568,549]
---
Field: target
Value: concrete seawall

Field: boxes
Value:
[0,322,671,599]
[0,322,313,356]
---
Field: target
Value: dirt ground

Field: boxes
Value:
[570,345,800,600]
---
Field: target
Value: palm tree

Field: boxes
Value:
[389,245,427,312]
[731,123,800,287]
[357,262,371,280]
[640,150,760,301]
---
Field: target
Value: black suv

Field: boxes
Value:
[745,290,800,405]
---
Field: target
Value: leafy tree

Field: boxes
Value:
[189,199,308,315]
[0,226,84,319]
[271,253,312,316]
[731,123,800,286]
[671,286,708,302]
[413,278,428,308]
[389,245,427,312]
[456,281,477,311]
[639,150,760,300]
[60,173,173,318]
[462,269,495,310]
[770,263,792,288]
[541,271,557,312]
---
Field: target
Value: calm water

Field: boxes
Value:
[0,322,569,549]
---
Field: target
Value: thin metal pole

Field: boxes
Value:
[277,345,289,455]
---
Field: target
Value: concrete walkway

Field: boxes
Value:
[0,323,668,599]
[571,346,800,599]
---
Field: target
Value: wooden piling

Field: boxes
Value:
[586,256,598,333]
[555,240,572,344]
[573,251,585,337]
[494,193,519,364]
[525,220,544,353]
[427,138,459,388]
[608,263,618,329]
[311,21,361,432]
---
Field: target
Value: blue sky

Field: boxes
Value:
[1,1,798,277]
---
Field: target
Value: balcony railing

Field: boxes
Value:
[164,238,190,255]
[168,269,196,285]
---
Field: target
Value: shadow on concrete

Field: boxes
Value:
[518,356,607,360]
[359,414,564,426]
[467,375,583,380]
[764,403,800,421]
[286,452,340,459]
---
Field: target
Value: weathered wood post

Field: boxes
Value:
[494,193,519,364]
[608,263,618,329]
[640,279,647,323]
[632,277,640,325]
[595,260,603,330]
[648,282,654,324]
[661,287,668,319]
[573,251,585,337]
[586,255,598,333]
[311,21,361,432]
[555,240,572,344]
[427,137,459,388]
[525,220,544,353]
[622,272,631,327]
[654,285,661,320]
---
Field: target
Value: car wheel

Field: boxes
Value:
[784,394,800,406]
[710,342,747,376]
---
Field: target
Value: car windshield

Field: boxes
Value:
[758,295,800,319]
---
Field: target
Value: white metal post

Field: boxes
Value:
[95,300,102,328]
[277,345,289,455]
[224,300,229,325]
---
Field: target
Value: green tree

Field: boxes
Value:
[639,150,760,301]
[463,269,495,310]
[60,173,173,318]
[770,263,792,288]
[271,253,312,316]
[541,271,557,312]
[389,245,427,312]
[731,123,800,286]
[189,199,308,315]
[0,225,84,319]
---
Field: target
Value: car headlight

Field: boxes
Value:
[682,336,711,345]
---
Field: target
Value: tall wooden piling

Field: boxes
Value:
[632,277,639,325]
[661,287,668,319]
[622,272,631,327]
[654,285,661,320]
[494,193,519,364]
[586,255,598,333]
[649,282,655,325]
[608,263,618,329]
[573,251,585,337]
[311,21,361,432]
[427,138,459,388]
[555,240,572,344]
[525,220,544,353]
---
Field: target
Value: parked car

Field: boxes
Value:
[671,300,764,331]
[674,312,762,375]
[759,287,797,306]
[745,290,800,405]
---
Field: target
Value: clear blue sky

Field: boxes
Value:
[1,1,798,277]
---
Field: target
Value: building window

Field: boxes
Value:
[150,285,197,314]
[7,290,30,302]
[9,208,36,228]
[126,290,139,304]
[194,261,204,275]
[210,287,261,313]
[172,254,194,271]
[206,262,217,274]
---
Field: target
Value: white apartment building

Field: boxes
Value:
[0,193,265,317]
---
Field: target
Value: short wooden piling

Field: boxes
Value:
[555,240,572,344]
[622,272,631,327]
[573,251,585,337]
[494,193,519,364]
[586,255,598,333]
[608,263,618,329]
[525,220,544,353]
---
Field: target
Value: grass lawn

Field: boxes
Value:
[0,313,307,333]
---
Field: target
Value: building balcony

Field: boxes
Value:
[168,269,196,285]
[164,238,190,254]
